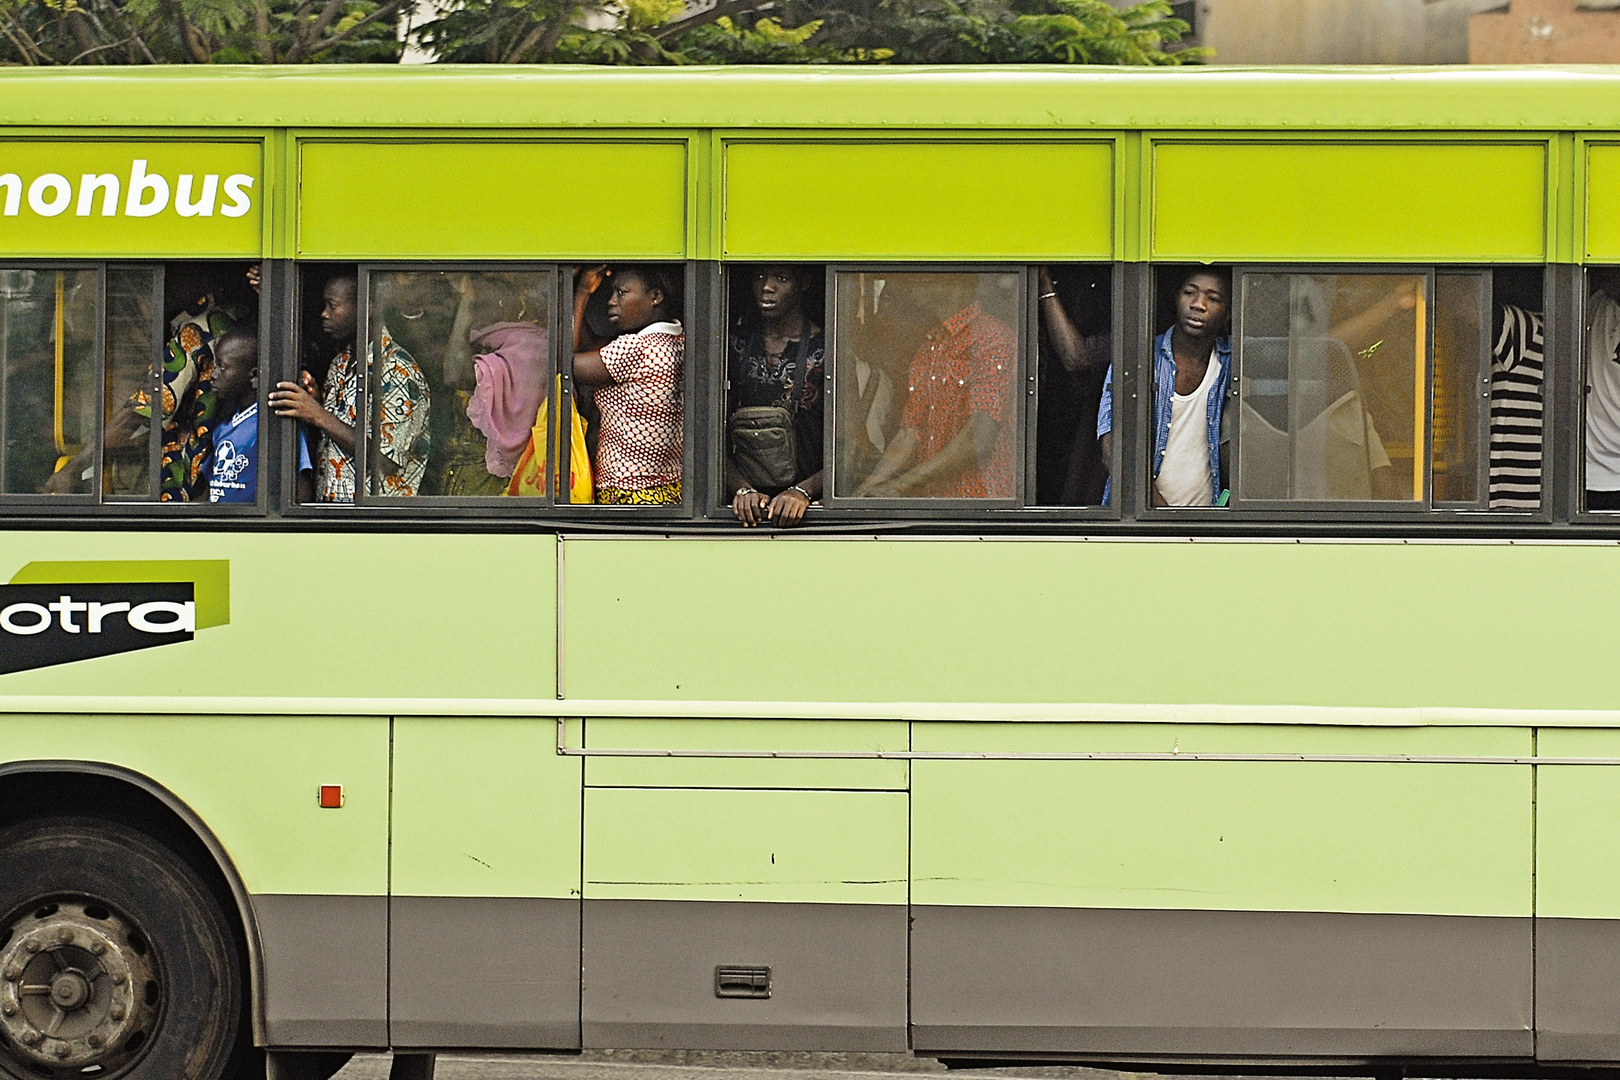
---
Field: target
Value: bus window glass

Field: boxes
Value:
[366,270,554,500]
[1035,265,1111,506]
[102,268,161,498]
[565,264,686,507]
[723,265,826,527]
[1238,271,1424,504]
[2,269,97,496]
[1431,273,1489,506]
[1586,267,1620,512]
[832,270,1021,501]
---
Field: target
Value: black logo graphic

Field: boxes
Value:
[0,582,194,676]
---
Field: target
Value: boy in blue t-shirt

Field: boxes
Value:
[204,328,260,503]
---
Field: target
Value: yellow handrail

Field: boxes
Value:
[1412,281,1426,501]
[52,271,68,472]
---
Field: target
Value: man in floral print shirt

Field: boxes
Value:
[269,274,430,501]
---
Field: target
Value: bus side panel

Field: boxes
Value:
[388,717,583,1050]
[1153,141,1547,263]
[298,140,688,260]
[0,713,392,1046]
[910,722,1533,1059]
[1585,144,1620,262]
[722,140,1114,261]
[1533,728,1620,1063]
[581,784,907,1050]
[561,539,1620,714]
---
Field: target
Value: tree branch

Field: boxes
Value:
[651,0,774,40]
[308,0,406,55]
[287,0,346,59]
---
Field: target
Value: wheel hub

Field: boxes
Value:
[0,901,158,1073]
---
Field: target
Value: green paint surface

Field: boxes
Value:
[723,140,1113,259]
[563,538,1620,710]
[1587,144,1620,260]
[298,140,687,258]
[584,787,906,904]
[584,718,908,789]
[1154,141,1546,262]
[0,713,386,895]
[0,141,261,257]
[0,67,1616,135]
[913,722,1531,915]
[0,532,555,701]
[392,717,582,898]
[12,559,230,629]
[1535,728,1620,919]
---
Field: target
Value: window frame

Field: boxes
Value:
[820,262,1031,513]
[0,258,269,516]
[1576,263,1620,520]
[1132,262,1547,522]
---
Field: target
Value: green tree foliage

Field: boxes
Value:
[0,0,1202,64]
[0,0,403,62]
[417,0,1206,65]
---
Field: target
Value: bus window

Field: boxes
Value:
[832,270,1022,502]
[102,268,162,499]
[280,265,360,504]
[365,269,554,500]
[1586,267,1620,512]
[1034,265,1111,506]
[3,269,97,497]
[1141,264,1235,508]
[565,264,686,507]
[1485,267,1544,512]
[723,264,827,527]
[1237,270,1424,505]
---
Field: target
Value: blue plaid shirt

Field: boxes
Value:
[1097,328,1232,506]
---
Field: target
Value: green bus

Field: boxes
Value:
[2,63,1620,1080]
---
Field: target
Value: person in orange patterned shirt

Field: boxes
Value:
[269,274,430,502]
[855,278,1017,500]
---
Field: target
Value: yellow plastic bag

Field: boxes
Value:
[507,377,593,502]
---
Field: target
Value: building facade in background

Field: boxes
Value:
[1142,0,1620,64]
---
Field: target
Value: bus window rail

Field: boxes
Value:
[553,718,1620,766]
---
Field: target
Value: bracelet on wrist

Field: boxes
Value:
[1039,291,1058,300]
[789,484,813,501]
[735,487,757,499]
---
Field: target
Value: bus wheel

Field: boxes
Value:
[0,818,242,1080]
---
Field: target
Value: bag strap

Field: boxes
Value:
[783,333,809,417]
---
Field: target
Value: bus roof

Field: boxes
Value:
[2,64,1620,131]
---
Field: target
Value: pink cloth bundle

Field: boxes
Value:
[466,322,549,478]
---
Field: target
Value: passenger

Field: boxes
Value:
[1488,301,1544,510]
[1037,266,1111,505]
[1586,269,1620,511]
[439,274,550,496]
[1098,269,1230,507]
[726,266,825,528]
[840,308,919,486]
[855,278,1017,499]
[269,273,431,502]
[202,328,260,503]
[571,265,684,505]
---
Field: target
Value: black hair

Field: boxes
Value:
[215,325,259,358]
[325,273,358,300]
[614,264,683,319]
[1181,266,1231,295]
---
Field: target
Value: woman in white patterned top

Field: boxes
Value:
[571,265,685,505]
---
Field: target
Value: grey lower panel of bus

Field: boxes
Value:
[390,896,581,1048]
[582,899,908,1051]
[253,894,388,1047]
[911,905,1533,1060]
[1536,917,1620,1062]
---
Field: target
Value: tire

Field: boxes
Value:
[0,817,243,1080]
